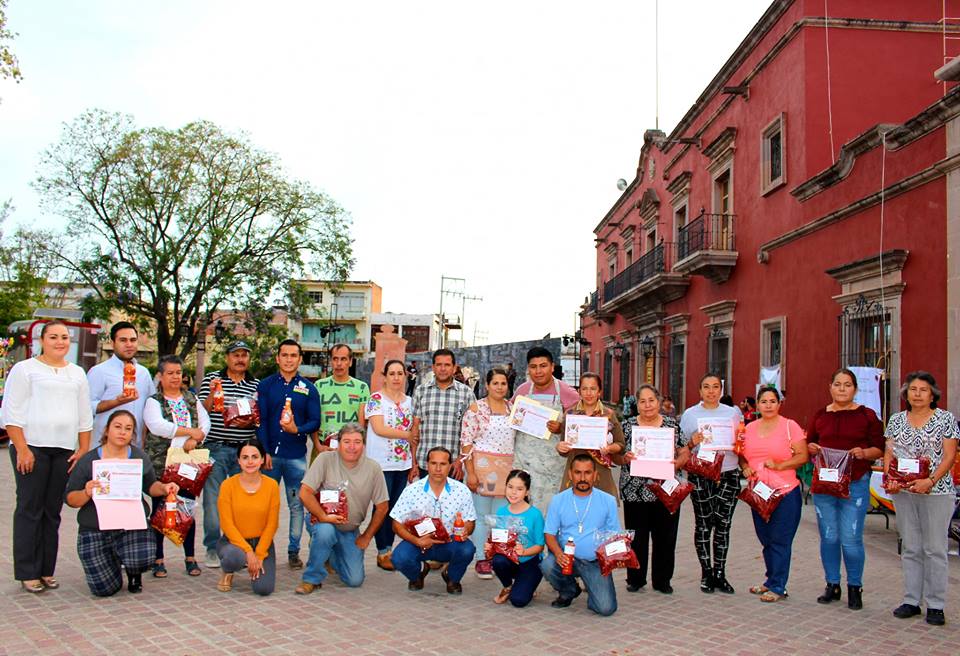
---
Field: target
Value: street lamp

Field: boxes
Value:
[640,335,656,359]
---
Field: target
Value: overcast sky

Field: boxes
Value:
[0,0,772,345]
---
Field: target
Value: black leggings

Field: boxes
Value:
[691,470,740,572]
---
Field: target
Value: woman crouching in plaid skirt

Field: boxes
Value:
[66,410,179,596]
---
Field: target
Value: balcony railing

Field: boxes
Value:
[677,213,736,260]
[603,242,674,303]
[587,290,599,314]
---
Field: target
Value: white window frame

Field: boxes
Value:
[760,316,786,390]
[761,113,786,195]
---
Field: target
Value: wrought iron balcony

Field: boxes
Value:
[674,213,738,283]
[601,243,690,313]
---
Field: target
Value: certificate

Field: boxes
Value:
[630,426,676,479]
[697,418,734,450]
[564,415,609,451]
[92,459,146,530]
[509,396,561,440]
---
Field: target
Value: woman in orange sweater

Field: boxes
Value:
[216,439,280,595]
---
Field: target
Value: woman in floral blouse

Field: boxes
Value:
[461,366,515,579]
[616,384,687,594]
[360,359,414,571]
[885,371,957,627]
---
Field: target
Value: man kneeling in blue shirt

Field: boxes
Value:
[541,453,620,616]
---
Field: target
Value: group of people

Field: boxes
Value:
[2,323,957,626]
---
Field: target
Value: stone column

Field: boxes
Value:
[371,325,407,393]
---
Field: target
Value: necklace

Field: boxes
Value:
[571,492,592,534]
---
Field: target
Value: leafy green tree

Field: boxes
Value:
[33,109,354,357]
[0,0,22,85]
[0,202,51,329]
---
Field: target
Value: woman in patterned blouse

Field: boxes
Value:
[615,384,688,594]
[885,371,957,627]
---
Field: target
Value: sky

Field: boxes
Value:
[0,0,772,345]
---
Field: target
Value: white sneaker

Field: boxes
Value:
[205,550,220,568]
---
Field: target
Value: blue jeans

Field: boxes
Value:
[541,552,617,616]
[202,442,242,553]
[392,540,476,584]
[264,456,306,554]
[302,521,365,587]
[374,470,412,553]
[750,487,802,595]
[813,473,870,586]
[470,493,508,561]
[491,553,543,607]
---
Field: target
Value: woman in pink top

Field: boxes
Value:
[738,387,808,602]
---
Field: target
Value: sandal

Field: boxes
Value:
[749,584,769,595]
[760,590,787,603]
[40,577,59,589]
[185,559,202,576]
[20,579,44,593]
[152,561,168,578]
[217,573,233,592]
[494,587,512,604]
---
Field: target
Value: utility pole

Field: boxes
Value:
[461,294,483,345]
[439,276,465,348]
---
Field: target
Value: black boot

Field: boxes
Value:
[847,585,863,610]
[816,583,841,604]
[700,567,714,594]
[127,571,143,594]
[713,567,735,594]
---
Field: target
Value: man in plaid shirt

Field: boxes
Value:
[411,349,476,479]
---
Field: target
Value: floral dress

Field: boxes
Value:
[364,392,414,472]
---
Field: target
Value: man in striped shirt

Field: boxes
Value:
[198,341,260,568]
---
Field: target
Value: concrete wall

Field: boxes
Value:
[355,338,562,396]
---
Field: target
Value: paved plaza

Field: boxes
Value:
[1,458,958,655]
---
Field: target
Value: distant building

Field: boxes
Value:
[289,280,382,377]
[369,312,442,354]
[581,0,960,425]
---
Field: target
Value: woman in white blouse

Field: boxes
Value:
[1,320,93,593]
[143,355,210,577]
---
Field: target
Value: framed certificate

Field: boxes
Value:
[564,415,609,451]
[509,396,561,440]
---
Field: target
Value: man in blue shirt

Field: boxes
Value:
[86,321,155,449]
[256,339,321,569]
[542,453,620,616]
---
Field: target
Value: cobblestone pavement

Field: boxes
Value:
[1,457,957,655]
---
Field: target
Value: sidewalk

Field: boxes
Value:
[0,457,957,655]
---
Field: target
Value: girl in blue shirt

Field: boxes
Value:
[486,470,545,607]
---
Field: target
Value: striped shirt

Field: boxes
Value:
[411,379,475,463]
[198,369,260,444]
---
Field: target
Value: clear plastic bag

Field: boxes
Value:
[160,459,214,497]
[646,477,694,514]
[150,496,197,546]
[738,478,787,522]
[683,448,722,481]
[314,481,349,519]
[811,447,852,498]
[402,511,450,542]
[483,515,527,564]
[223,396,260,427]
[595,530,639,577]
[884,455,932,489]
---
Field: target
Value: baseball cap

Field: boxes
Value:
[226,340,252,353]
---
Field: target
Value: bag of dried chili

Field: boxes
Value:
[160,460,214,497]
[810,446,852,499]
[222,396,260,428]
[646,477,694,514]
[402,512,451,543]
[884,455,932,489]
[483,515,527,564]
[683,448,722,481]
[737,478,786,522]
[595,530,638,577]
[149,495,197,546]
[314,483,349,519]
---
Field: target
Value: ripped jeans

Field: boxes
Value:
[813,473,871,587]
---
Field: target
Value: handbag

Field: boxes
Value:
[472,450,514,496]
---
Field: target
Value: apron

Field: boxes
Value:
[512,378,567,513]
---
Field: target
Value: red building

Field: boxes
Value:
[581,0,960,427]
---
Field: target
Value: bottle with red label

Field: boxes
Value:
[561,536,576,575]
[163,491,178,530]
[733,421,746,456]
[452,512,466,541]
[211,378,225,413]
[122,361,137,397]
[280,397,293,425]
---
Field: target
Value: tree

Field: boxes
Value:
[0,0,23,85]
[33,109,354,357]
[0,201,53,330]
